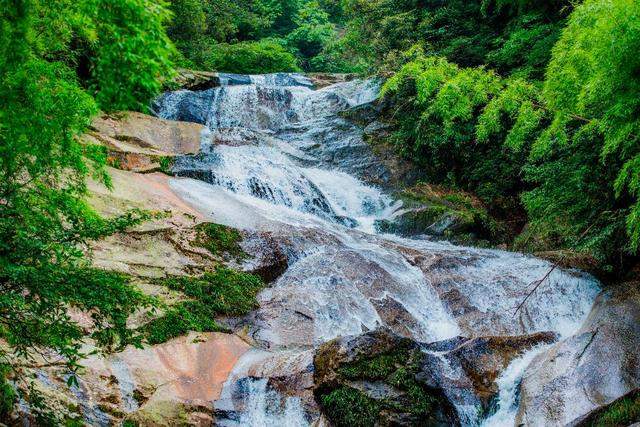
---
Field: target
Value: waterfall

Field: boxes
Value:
[480,345,551,426]
[155,73,600,426]
[238,379,307,427]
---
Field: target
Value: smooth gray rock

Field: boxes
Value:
[516,284,640,426]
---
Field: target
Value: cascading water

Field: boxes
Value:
[154,73,601,426]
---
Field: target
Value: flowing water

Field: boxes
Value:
[154,73,601,426]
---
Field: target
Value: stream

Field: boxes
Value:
[153,74,601,426]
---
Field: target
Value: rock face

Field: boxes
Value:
[172,68,221,91]
[313,329,558,426]
[314,329,459,427]
[421,332,558,423]
[306,73,356,88]
[16,333,249,426]
[375,184,502,245]
[339,99,420,190]
[516,284,640,426]
[89,112,205,172]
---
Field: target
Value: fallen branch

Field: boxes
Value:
[513,218,601,317]
[513,264,559,316]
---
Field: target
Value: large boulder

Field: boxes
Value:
[375,184,502,245]
[313,329,459,427]
[89,112,205,172]
[14,333,249,426]
[340,100,421,190]
[420,332,558,422]
[516,284,640,426]
[313,328,559,426]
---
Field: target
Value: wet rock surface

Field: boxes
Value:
[313,329,558,426]
[516,284,640,426]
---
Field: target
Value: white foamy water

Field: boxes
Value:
[239,379,307,427]
[109,358,139,413]
[155,73,600,425]
[481,345,551,427]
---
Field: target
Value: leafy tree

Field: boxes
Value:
[167,0,207,44]
[380,0,640,272]
[520,0,640,267]
[90,0,176,111]
[286,1,336,67]
[205,38,301,73]
[339,0,570,77]
[0,0,172,412]
[381,55,538,209]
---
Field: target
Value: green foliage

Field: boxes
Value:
[167,0,207,43]
[204,39,301,74]
[378,0,640,271]
[321,346,440,426]
[143,268,264,344]
[286,1,336,67]
[320,386,381,427]
[166,0,351,72]
[381,55,540,208]
[338,0,570,76]
[534,0,640,251]
[193,222,247,261]
[0,0,173,411]
[90,0,176,111]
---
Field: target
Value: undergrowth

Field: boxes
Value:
[142,267,263,344]
[193,223,247,261]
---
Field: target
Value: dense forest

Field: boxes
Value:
[1,0,639,423]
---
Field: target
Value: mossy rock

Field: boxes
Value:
[575,389,640,426]
[192,222,247,261]
[141,267,264,344]
[314,329,459,426]
[378,184,504,245]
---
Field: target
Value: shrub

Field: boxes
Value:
[204,39,301,74]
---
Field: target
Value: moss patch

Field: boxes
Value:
[319,344,448,425]
[193,222,247,261]
[142,267,263,344]
[158,156,175,175]
[340,347,440,418]
[578,389,640,426]
[321,386,381,427]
